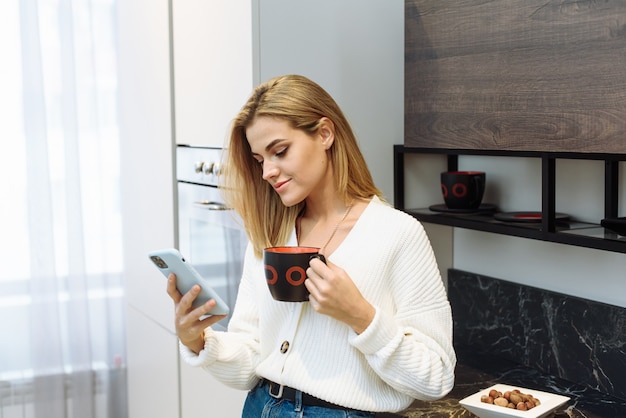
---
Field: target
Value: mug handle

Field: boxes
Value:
[471,175,485,206]
[309,254,326,264]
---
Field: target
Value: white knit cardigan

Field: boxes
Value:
[180,196,456,412]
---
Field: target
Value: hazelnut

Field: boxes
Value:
[494,397,509,407]
[509,393,523,405]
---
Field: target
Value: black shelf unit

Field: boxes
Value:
[393,145,626,254]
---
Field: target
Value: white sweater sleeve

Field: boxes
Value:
[179,243,262,391]
[349,213,456,401]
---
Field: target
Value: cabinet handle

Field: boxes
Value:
[193,201,229,210]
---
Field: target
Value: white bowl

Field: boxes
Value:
[459,384,570,418]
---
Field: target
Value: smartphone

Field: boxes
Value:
[148,248,230,316]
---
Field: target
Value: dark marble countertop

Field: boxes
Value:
[377,347,626,418]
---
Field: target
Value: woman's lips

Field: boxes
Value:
[273,179,290,192]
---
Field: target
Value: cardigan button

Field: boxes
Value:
[280,341,290,354]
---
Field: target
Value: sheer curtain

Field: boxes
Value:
[0,0,127,417]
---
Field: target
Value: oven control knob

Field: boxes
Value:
[212,163,221,176]
[203,162,215,175]
[194,161,204,173]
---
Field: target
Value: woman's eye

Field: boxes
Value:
[275,147,288,157]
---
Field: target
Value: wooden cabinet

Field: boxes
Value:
[404,0,626,153]
[394,145,626,253]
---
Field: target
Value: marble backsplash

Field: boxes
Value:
[447,269,626,401]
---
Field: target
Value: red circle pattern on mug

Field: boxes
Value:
[264,265,307,286]
[453,183,467,198]
[263,246,322,302]
[265,265,278,285]
[285,266,306,286]
[442,183,469,198]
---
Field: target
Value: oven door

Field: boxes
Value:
[177,181,247,329]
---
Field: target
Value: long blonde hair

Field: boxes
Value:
[221,75,382,258]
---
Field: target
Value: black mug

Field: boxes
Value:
[440,171,486,209]
[263,246,326,302]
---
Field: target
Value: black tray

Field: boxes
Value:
[429,203,497,214]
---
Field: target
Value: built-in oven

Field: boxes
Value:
[176,145,248,330]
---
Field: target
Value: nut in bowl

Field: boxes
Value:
[459,384,570,418]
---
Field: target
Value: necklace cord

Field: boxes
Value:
[320,201,354,254]
[296,199,354,254]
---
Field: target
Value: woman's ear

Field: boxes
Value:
[318,117,335,150]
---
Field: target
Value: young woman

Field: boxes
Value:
[167,75,456,417]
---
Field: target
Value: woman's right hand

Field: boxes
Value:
[166,273,227,354]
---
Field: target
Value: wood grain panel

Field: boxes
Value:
[405,0,626,153]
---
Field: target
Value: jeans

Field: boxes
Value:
[242,380,375,418]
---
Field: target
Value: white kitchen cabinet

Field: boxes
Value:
[118,0,180,416]
[179,359,248,418]
[172,1,255,147]
[126,307,180,418]
[118,0,177,332]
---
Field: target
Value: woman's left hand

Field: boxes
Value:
[305,257,376,334]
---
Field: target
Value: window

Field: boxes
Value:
[0,1,126,416]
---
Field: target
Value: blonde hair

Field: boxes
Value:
[221,75,382,258]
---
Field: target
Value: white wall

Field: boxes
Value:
[256,0,404,202]
[455,230,626,308]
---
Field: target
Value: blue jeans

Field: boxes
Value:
[242,380,375,418]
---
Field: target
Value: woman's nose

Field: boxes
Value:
[262,161,278,180]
